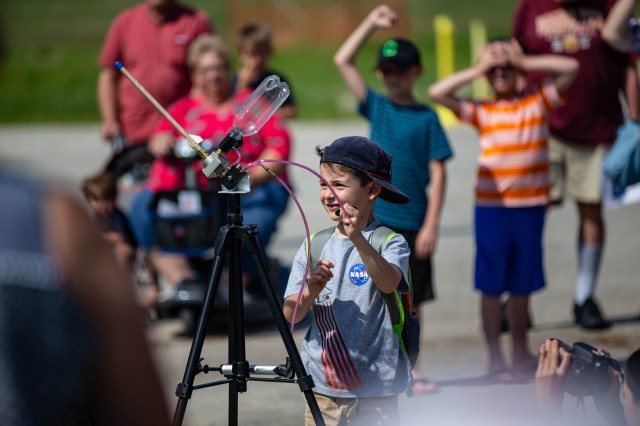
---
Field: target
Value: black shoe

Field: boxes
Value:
[574,297,611,330]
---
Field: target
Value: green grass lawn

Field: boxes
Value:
[0,0,518,122]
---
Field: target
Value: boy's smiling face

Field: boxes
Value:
[319,163,377,223]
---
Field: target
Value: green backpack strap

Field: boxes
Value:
[307,227,335,266]
[371,226,410,350]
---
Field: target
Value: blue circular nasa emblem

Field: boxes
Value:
[349,264,370,286]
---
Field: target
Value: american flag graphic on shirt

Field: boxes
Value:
[313,301,364,391]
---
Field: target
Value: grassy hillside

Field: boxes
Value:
[0,0,518,122]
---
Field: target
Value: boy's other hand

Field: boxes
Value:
[367,5,399,29]
[308,260,334,297]
[476,44,510,73]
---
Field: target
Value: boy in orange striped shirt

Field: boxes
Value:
[428,39,578,380]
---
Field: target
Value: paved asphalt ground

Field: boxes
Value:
[1,122,639,426]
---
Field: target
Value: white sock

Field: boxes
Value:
[575,243,603,305]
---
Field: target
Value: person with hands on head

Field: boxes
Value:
[283,136,412,426]
[535,339,640,426]
[429,38,578,381]
[334,4,453,394]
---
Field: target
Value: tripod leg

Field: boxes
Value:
[226,226,249,426]
[244,234,326,426]
[172,252,227,426]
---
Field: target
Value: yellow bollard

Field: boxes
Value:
[470,19,490,99]
[433,15,458,127]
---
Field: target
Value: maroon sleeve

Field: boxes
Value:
[98,13,125,68]
[512,0,529,52]
[194,10,213,35]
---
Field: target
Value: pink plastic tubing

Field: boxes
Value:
[246,159,349,334]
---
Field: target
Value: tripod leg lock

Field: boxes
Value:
[296,374,316,392]
[175,383,193,399]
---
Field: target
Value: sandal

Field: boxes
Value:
[411,371,439,395]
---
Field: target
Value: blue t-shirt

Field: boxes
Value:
[359,88,453,231]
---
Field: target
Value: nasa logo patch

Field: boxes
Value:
[349,264,370,286]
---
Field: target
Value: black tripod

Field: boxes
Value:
[171,192,325,426]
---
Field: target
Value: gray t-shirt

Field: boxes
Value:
[284,221,413,398]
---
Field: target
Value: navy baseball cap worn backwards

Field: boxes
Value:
[321,136,410,204]
[377,38,421,70]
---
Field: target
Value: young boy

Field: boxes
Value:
[283,136,412,425]
[233,21,298,119]
[81,172,137,272]
[334,4,453,393]
[428,39,579,379]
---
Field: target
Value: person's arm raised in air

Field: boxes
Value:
[427,43,508,115]
[506,40,579,94]
[602,0,638,52]
[334,5,399,103]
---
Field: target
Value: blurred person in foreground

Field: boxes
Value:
[97,0,212,174]
[513,0,637,330]
[536,339,640,426]
[0,166,170,425]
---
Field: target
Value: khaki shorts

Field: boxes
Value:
[304,393,399,426]
[548,137,606,204]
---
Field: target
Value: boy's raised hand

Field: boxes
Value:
[505,39,526,70]
[339,202,366,240]
[476,43,509,73]
[366,5,399,29]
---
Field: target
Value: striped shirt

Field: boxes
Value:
[458,80,562,207]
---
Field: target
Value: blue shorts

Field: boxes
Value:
[474,205,546,296]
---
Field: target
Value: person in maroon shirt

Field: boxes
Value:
[513,0,636,329]
[97,0,212,148]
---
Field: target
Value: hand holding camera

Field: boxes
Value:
[535,339,573,413]
[536,338,626,422]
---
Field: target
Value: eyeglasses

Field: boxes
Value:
[195,65,228,75]
[487,66,515,76]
